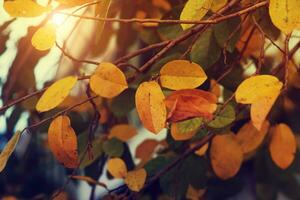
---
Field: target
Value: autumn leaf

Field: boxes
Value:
[180,0,213,30]
[210,133,243,180]
[31,24,56,51]
[56,0,94,7]
[108,124,137,142]
[211,0,227,12]
[269,0,300,34]
[269,123,296,169]
[191,142,209,157]
[236,121,269,154]
[90,62,128,98]
[165,89,217,122]
[235,75,283,130]
[159,60,207,90]
[170,118,202,141]
[3,0,50,17]
[124,168,147,192]
[36,76,78,112]
[0,131,21,173]
[48,115,78,168]
[136,139,160,163]
[135,81,167,134]
[107,158,128,178]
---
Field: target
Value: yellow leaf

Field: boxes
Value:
[269,123,296,169]
[107,158,128,178]
[236,121,269,154]
[135,81,167,134]
[160,60,207,90]
[108,124,137,142]
[3,0,50,17]
[90,62,128,98]
[180,0,213,30]
[57,0,94,7]
[48,116,78,168]
[36,76,78,112]
[124,168,147,192]
[235,75,283,130]
[0,131,21,173]
[31,24,56,51]
[211,0,227,12]
[269,0,300,34]
[210,133,243,180]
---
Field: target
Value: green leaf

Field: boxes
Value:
[103,138,124,157]
[207,105,235,129]
[177,117,203,133]
[158,6,183,40]
[78,134,104,168]
[0,131,21,172]
[213,16,241,52]
[190,28,221,69]
[144,156,171,177]
[110,89,135,117]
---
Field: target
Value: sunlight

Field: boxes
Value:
[51,13,67,26]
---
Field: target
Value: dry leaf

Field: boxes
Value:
[0,131,21,172]
[36,76,78,112]
[165,89,217,122]
[210,133,243,180]
[107,158,128,178]
[135,81,167,134]
[124,168,147,192]
[160,60,207,90]
[48,115,78,168]
[90,62,128,98]
[269,123,296,169]
[108,124,137,142]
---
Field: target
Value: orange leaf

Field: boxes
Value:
[48,116,78,168]
[107,158,128,178]
[90,62,128,98]
[165,89,217,122]
[269,123,296,169]
[236,121,269,154]
[160,60,207,90]
[108,124,137,142]
[136,139,160,163]
[191,142,209,156]
[135,81,167,134]
[124,168,147,192]
[210,133,243,180]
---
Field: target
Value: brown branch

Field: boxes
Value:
[284,33,291,88]
[56,1,268,25]
[252,16,265,74]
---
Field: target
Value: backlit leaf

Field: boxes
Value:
[210,133,243,180]
[48,116,78,168]
[165,89,217,122]
[107,158,128,178]
[90,62,128,98]
[269,123,296,169]
[36,76,78,112]
[124,168,147,192]
[160,60,207,90]
[108,124,137,142]
[269,0,300,34]
[0,131,21,173]
[31,24,56,51]
[180,0,213,30]
[57,0,94,7]
[236,121,269,154]
[3,0,50,17]
[235,75,283,130]
[135,81,167,134]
